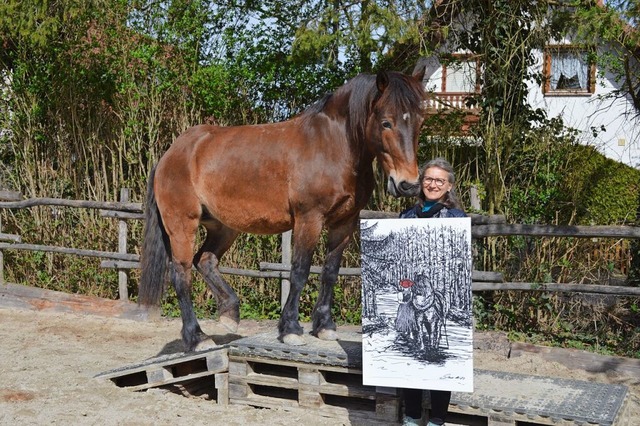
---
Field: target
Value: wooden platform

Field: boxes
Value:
[95,329,632,426]
[228,354,400,424]
[95,347,228,401]
[227,330,401,425]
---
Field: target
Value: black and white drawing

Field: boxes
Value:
[360,218,473,392]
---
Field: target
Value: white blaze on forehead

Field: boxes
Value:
[403,112,410,121]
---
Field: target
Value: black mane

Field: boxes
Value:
[302,71,424,143]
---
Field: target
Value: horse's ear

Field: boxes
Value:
[412,61,426,83]
[376,70,390,93]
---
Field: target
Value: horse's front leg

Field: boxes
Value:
[279,218,323,346]
[433,316,443,349]
[414,326,423,351]
[278,250,313,345]
[426,319,435,349]
[418,314,427,351]
[409,313,418,344]
[311,221,354,341]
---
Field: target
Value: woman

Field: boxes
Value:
[399,157,465,426]
[400,157,465,220]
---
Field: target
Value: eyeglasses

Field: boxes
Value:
[423,177,447,187]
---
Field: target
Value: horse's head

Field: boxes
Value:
[366,67,426,197]
[411,275,435,310]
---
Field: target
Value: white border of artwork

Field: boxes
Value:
[360,218,473,392]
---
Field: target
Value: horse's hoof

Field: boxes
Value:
[317,329,339,341]
[194,337,218,352]
[219,316,239,333]
[282,334,306,346]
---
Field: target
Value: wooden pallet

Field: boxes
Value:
[446,405,632,426]
[447,400,632,426]
[447,369,630,426]
[228,354,401,424]
[95,347,228,402]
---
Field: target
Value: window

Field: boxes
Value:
[544,46,595,95]
[441,56,480,93]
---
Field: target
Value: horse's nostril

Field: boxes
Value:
[398,180,420,196]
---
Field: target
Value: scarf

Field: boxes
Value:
[417,201,445,218]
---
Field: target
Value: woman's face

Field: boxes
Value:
[421,166,453,202]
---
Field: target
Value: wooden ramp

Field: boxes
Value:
[95,346,229,401]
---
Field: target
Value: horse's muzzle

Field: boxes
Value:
[387,177,420,197]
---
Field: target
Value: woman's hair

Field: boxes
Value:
[418,157,463,209]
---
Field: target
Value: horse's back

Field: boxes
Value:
[161,122,311,173]
[154,121,350,234]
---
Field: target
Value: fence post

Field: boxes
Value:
[470,185,481,211]
[280,230,292,309]
[118,188,130,300]
[0,213,3,284]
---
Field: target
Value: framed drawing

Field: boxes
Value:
[360,218,473,392]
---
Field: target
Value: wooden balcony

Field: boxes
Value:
[424,92,480,133]
[425,92,479,112]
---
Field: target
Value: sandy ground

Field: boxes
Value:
[0,307,638,425]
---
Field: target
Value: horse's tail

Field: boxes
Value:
[138,166,170,306]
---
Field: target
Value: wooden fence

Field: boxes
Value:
[1,189,640,307]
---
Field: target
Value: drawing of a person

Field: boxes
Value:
[395,279,417,344]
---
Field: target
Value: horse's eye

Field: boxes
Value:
[382,121,393,129]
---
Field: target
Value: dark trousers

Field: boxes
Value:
[403,388,451,422]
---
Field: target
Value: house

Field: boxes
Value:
[418,7,640,168]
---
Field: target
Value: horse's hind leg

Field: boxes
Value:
[194,225,240,332]
[165,221,203,352]
[311,220,355,341]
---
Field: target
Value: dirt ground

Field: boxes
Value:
[0,307,638,425]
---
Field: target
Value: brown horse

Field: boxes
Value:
[138,67,426,351]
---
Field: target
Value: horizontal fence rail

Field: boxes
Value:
[0,192,639,303]
[472,223,640,239]
[0,197,142,212]
[473,281,640,296]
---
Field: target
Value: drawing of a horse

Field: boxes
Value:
[138,67,426,352]
[412,279,449,352]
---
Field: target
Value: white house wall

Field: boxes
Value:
[422,50,640,168]
[422,56,444,93]
[527,48,640,168]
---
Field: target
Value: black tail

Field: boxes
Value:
[138,166,170,306]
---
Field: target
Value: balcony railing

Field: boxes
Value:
[424,92,480,113]
[423,92,480,133]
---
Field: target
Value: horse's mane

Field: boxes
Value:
[301,72,424,143]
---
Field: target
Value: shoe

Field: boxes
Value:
[426,418,445,426]
[402,415,422,426]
